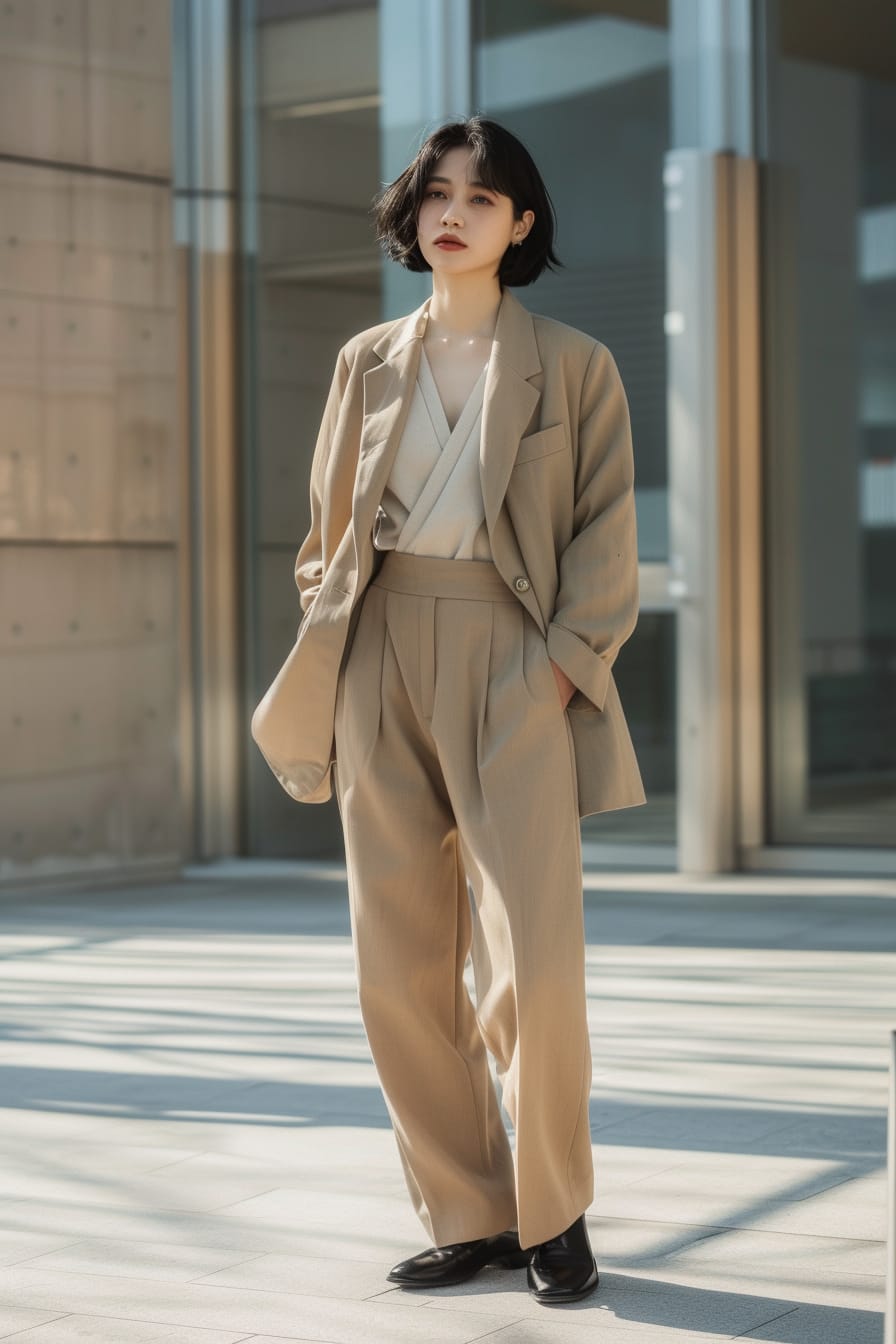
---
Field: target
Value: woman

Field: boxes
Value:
[252,117,645,1305]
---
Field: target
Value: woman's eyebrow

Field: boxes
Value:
[426,175,494,190]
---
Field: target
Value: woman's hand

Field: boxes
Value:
[550,659,576,709]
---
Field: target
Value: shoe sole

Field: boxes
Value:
[529,1265,600,1304]
[388,1249,530,1288]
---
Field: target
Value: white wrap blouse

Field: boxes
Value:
[372,345,494,561]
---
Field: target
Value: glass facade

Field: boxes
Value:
[2,0,894,883]
[762,0,896,846]
[243,0,384,856]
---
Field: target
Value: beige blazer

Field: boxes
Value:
[251,286,646,818]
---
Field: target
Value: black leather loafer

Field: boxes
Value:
[527,1214,599,1304]
[387,1229,529,1288]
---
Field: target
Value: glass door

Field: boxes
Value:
[762,0,896,846]
[241,0,383,856]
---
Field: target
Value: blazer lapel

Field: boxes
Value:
[480,288,542,539]
[350,299,429,578]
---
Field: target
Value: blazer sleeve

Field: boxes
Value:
[545,341,639,711]
[294,345,351,614]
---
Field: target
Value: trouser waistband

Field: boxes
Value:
[372,550,517,603]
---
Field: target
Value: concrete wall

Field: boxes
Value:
[0,1,183,883]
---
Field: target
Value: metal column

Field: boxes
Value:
[172,0,242,860]
[665,149,761,874]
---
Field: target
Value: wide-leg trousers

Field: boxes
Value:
[332,550,593,1251]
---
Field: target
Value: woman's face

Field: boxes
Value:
[416,146,533,280]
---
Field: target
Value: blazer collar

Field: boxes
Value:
[490,286,542,380]
[371,296,429,362]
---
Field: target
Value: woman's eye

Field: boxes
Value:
[472,195,491,205]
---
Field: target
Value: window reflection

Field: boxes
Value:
[764,0,896,845]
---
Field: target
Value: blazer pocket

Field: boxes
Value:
[513,422,568,466]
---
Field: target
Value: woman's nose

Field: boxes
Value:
[441,202,462,226]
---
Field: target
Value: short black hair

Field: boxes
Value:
[372,116,562,288]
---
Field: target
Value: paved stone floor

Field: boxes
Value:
[0,866,894,1344]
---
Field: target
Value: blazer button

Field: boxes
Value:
[514,576,531,593]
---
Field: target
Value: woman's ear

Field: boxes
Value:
[513,209,535,245]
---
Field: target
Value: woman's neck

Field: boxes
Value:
[427,274,503,344]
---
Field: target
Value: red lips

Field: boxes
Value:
[434,234,467,248]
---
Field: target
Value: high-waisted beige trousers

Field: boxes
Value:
[333,551,593,1250]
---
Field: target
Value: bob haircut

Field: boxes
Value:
[373,116,561,288]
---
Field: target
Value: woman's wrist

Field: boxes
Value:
[549,659,576,708]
